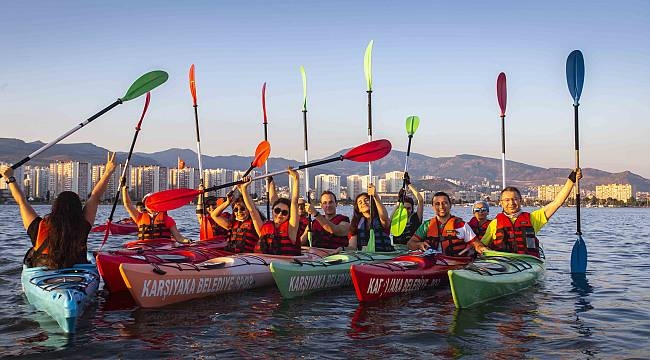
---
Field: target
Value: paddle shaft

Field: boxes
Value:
[11,99,122,169]
[501,114,506,189]
[574,104,581,235]
[264,121,270,219]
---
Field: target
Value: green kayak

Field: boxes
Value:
[270,250,404,299]
[448,250,545,309]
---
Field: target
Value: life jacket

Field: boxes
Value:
[424,216,468,256]
[355,217,394,252]
[24,218,87,268]
[258,220,301,256]
[468,217,490,238]
[490,212,540,257]
[392,212,421,245]
[298,216,309,240]
[225,218,259,253]
[199,213,230,241]
[311,214,350,249]
[136,212,172,240]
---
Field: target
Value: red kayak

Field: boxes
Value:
[96,239,230,293]
[350,252,472,302]
[91,219,138,235]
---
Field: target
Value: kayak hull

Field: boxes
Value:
[21,263,99,333]
[350,253,472,302]
[270,250,404,299]
[91,221,138,235]
[448,250,545,309]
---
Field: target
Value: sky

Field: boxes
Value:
[1,1,649,178]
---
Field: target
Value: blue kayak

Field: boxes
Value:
[21,263,99,333]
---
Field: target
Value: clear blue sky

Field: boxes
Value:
[1,1,649,177]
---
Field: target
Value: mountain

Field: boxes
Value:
[2,137,649,192]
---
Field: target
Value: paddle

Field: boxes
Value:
[11,70,168,169]
[566,50,587,274]
[99,92,151,250]
[390,116,420,237]
[300,65,313,246]
[262,82,271,219]
[146,139,392,212]
[364,40,376,253]
[190,64,208,237]
[497,72,507,189]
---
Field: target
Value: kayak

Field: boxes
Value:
[96,238,229,293]
[447,250,545,309]
[21,263,100,333]
[91,219,138,235]
[350,252,472,302]
[120,248,336,308]
[270,250,405,299]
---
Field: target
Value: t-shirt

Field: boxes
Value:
[392,212,422,244]
[480,208,548,246]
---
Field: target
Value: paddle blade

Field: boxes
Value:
[366,229,376,253]
[570,235,588,273]
[497,72,507,116]
[145,188,202,212]
[189,64,198,106]
[300,66,307,111]
[364,40,374,91]
[343,139,391,163]
[252,140,271,168]
[390,204,408,237]
[405,116,420,136]
[136,92,151,129]
[122,70,169,102]
[566,50,585,106]
[262,82,268,124]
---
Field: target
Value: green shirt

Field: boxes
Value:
[480,208,548,246]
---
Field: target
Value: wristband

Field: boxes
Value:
[5,176,16,184]
[568,170,577,183]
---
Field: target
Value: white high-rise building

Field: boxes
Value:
[204,168,235,197]
[0,162,24,193]
[234,170,263,199]
[129,165,168,200]
[314,174,341,200]
[384,171,405,193]
[48,161,91,200]
[346,175,364,200]
[91,164,123,201]
[169,168,198,190]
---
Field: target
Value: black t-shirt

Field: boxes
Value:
[392,212,422,244]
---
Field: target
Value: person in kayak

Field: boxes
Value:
[267,175,309,234]
[303,190,351,249]
[348,184,394,252]
[407,191,477,256]
[122,188,190,244]
[1,153,117,270]
[467,200,491,238]
[196,192,229,241]
[243,168,302,255]
[475,169,583,257]
[390,173,424,245]
[210,186,260,253]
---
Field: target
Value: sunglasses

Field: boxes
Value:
[473,208,488,213]
[273,208,289,216]
[233,206,247,213]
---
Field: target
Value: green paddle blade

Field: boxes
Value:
[406,116,420,136]
[300,65,307,111]
[366,229,376,253]
[121,70,169,102]
[390,203,408,236]
[364,40,373,91]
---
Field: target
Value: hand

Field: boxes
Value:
[105,152,117,174]
[473,241,487,255]
[287,167,298,179]
[398,188,406,202]
[368,184,375,197]
[305,202,318,217]
[238,176,252,190]
[0,165,14,180]
[576,168,583,181]
[417,240,430,252]
[403,172,411,186]
[177,237,192,245]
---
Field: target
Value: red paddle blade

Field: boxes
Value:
[262,82,268,124]
[136,92,151,129]
[189,64,198,106]
[497,72,507,117]
[145,188,202,212]
[343,139,392,162]
[252,140,271,168]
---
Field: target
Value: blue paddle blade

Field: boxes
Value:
[570,235,588,273]
[566,50,585,106]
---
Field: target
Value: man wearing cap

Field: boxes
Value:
[468,200,491,238]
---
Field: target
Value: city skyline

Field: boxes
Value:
[1,1,648,178]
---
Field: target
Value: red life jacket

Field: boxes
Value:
[425,216,468,256]
[468,217,490,238]
[225,218,259,253]
[136,212,172,240]
[199,213,230,241]
[311,214,350,249]
[258,220,301,256]
[490,212,540,257]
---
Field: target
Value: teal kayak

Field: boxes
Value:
[21,263,99,333]
[447,250,545,309]
[270,250,404,299]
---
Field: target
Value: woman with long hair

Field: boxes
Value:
[348,184,394,252]
[210,184,260,253]
[1,153,117,269]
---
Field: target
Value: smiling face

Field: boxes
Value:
[500,190,522,215]
[473,203,489,221]
[320,193,337,216]
[432,195,451,219]
[231,200,249,221]
[355,194,370,215]
[273,203,290,224]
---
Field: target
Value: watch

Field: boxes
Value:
[5,176,16,184]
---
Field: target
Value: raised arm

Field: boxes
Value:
[211,190,235,230]
[84,152,117,224]
[240,178,264,236]
[121,184,139,222]
[369,184,390,230]
[287,168,300,242]
[408,183,424,222]
[543,168,582,219]
[267,176,279,205]
[1,165,37,230]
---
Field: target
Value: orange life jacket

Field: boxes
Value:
[259,220,301,256]
[311,214,350,249]
[490,212,540,257]
[424,216,468,256]
[136,212,172,240]
[225,218,259,253]
[199,213,230,241]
